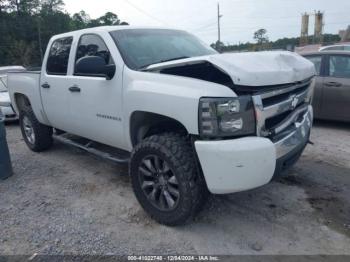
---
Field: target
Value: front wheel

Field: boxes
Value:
[130,133,206,226]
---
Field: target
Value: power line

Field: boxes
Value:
[196,20,350,33]
[191,20,217,32]
[123,0,168,26]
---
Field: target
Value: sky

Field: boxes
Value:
[63,0,350,45]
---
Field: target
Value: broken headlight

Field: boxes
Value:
[199,96,256,138]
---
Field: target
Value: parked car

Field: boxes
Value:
[302,51,350,122]
[319,44,350,52]
[0,66,25,121]
[7,26,315,225]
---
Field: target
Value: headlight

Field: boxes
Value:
[199,96,256,137]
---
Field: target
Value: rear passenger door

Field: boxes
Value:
[41,36,74,132]
[321,54,350,121]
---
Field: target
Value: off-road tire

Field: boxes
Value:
[19,107,53,152]
[130,133,206,226]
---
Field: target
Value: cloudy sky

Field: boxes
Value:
[63,0,350,45]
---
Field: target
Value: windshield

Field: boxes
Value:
[110,29,217,70]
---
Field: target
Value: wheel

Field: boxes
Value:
[130,133,206,226]
[19,107,53,152]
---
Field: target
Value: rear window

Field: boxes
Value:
[46,37,73,75]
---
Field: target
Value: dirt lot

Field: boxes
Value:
[1,121,350,255]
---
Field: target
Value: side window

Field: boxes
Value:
[329,55,350,78]
[75,34,114,75]
[305,56,322,75]
[47,37,73,75]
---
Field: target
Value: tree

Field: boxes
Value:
[0,0,128,67]
[8,0,40,14]
[97,12,120,25]
[94,12,128,26]
[41,0,64,13]
[71,10,91,30]
[253,28,269,44]
[0,0,11,12]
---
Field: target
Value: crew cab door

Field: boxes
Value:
[321,54,350,121]
[40,36,74,132]
[67,32,126,149]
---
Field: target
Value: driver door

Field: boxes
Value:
[68,32,126,149]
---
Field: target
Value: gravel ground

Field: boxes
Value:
[0,121,350,255]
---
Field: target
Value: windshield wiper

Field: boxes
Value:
[140,56,190,70]
[159,56,189,63]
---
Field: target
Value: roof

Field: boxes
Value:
[52,26,181,39]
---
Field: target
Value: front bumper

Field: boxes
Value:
[195,105,313,194]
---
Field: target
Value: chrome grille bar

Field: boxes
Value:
[259,78,312,99]
[252,78,312,138]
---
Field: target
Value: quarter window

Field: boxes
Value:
[46,37,73,75]
[75,34,114,75]
[329,55,350,78]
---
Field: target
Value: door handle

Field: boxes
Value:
[69,85,81,93]
[325,82,342,87]
[41,83,50,89]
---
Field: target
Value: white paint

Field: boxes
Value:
[146,51,316,86]
[7,27,315,194]
[195,137,276,194]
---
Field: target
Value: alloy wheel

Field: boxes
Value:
[138,155,180,211]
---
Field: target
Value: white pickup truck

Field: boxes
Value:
[8,26,315,225]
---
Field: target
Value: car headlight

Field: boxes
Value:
[199,96,256,137]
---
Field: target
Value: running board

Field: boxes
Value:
[53,133,130,164]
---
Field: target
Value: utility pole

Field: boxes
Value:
[217,2,223,51]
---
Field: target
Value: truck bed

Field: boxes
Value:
[7,70,48,125]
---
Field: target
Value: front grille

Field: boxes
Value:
[252,78,312,140]
[262,83,309,107]
[265,110,292,130]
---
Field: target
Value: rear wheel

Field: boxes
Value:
[130,133,207,226]
[19,107,53,152]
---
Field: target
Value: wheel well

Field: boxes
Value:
[130,111,188,147]
[14,93,31,112]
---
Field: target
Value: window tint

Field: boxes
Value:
[329,55,350,78]
[75,34,114,74]
[47,37,73,75]
[305,56,322,75]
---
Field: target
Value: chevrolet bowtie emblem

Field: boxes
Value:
[291,95,299,109]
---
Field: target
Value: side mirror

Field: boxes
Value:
[75,56,116,80]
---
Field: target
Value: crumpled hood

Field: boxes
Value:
[146,51,316,86]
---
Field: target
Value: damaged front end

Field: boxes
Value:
[142,51,316,96]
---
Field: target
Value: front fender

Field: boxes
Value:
[122,69,235,150]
